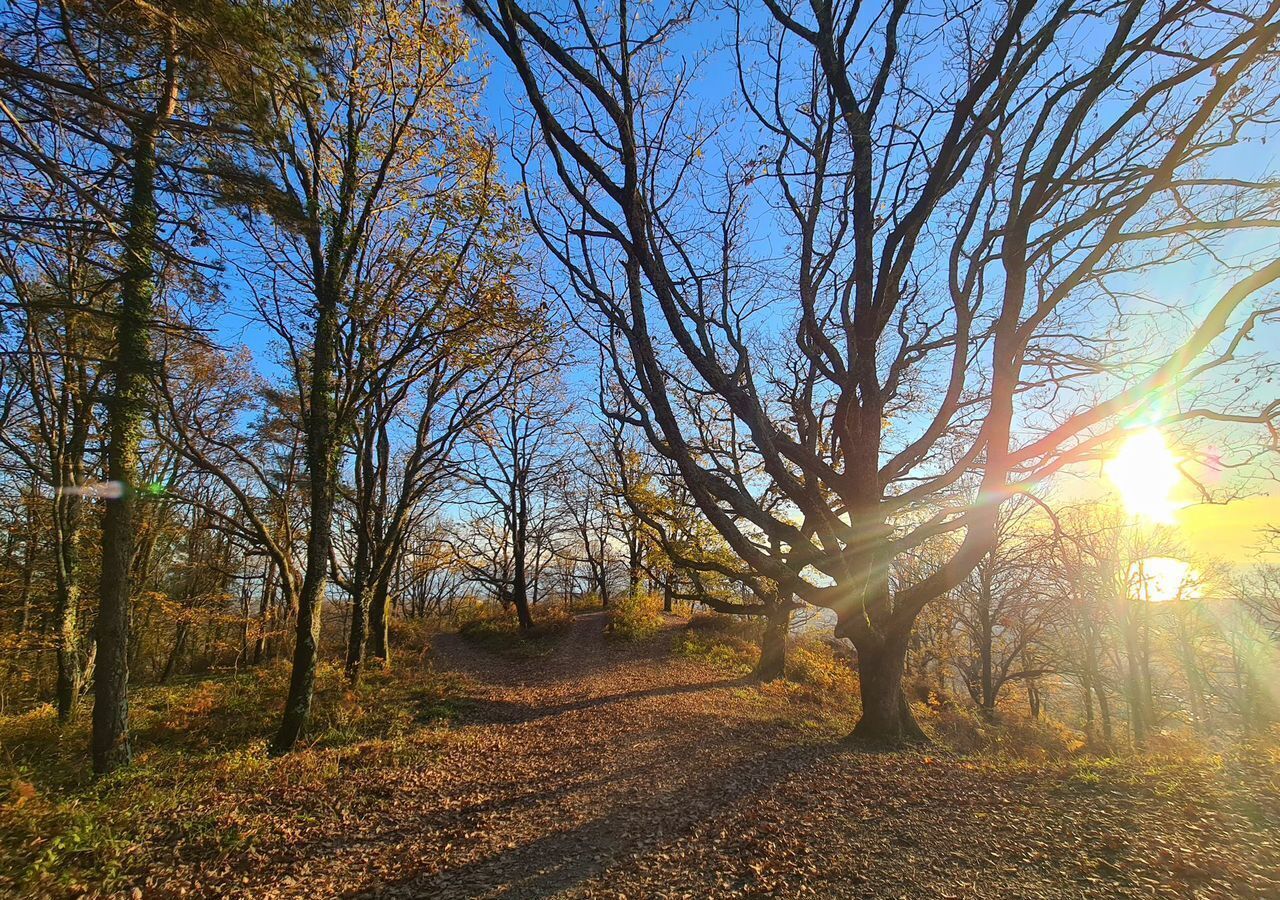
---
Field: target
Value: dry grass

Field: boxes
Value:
[0,657,460,897]
[454,601,573,657]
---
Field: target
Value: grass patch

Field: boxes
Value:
[0,657,459,896]
[673,617,758,674]
[785,639,858,697]
[455,603,573,657]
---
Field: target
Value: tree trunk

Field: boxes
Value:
[346,586,367,683]
[16,495,36,633]
[851,630,927,744]
[93,124,161,774]
[253,563,274,665]
[1123,610,1147,746]
[596,563,609,609]
[51,470,84,722]
[345,515,371,684]
[755,603,788,681]
[272,276,341,755]
[160,621,188,683]
[511,555,534,630]
[977,590,996,717]
[1096,679,1113,744]
[367,577,391,667]
[662,578,673,614]
[511,493,534,630]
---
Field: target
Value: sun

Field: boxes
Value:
[1104,428,1184,524]
[1129,557,1199,603]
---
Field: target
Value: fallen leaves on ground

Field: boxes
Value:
[4,612,1278,898]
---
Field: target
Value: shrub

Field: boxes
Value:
[673,612,759,673]
[455,601,570,656]
[570,592,605,613]
[785,638,857,697]
[605,591,664,643]
[915,699,1085,759]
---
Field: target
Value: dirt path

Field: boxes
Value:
[155,612,1280,899]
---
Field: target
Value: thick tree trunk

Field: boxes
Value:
[755,604,788,681]
[662,578,673,614]
[93,124,160,774]
[511,558,534,631]
[272,278,341,755]
[850,630,928,745]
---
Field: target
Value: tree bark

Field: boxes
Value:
[754,603,788,681]
[850,629,928,745]
[93,122,161,774]
[272,276,341,754]
[367,576,391,667]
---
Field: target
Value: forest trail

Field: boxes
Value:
[151,611,1279,899]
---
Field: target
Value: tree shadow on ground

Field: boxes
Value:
[342,727,851,899]
[434,676,753,726]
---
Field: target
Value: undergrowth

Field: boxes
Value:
[673,613,859,700]
[455,602,573,656]
[604,592,664,643]
[672,612,759,673]
[0,657,459,896]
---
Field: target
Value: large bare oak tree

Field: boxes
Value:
[466,0,1280,741]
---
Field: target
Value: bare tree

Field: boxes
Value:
[952,503,1055,717]
[466,0,1280,741]
[460,367,569,629]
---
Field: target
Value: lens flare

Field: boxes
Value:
[1105,428,1183,524]
[1129,556,1198,603]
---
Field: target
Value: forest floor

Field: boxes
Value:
[4,610,1280,898]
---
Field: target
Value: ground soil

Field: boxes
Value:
[137,611,1280,899]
